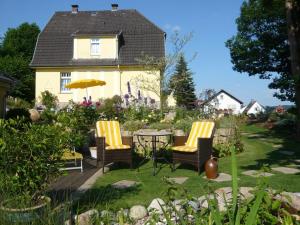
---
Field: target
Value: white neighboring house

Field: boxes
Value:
[201,89,243,115]
[242,100,265,116]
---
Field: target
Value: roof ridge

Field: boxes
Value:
[55,9,137,13]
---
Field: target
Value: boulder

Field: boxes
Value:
[75,209,98,225]
[147,198,166,214]
[274,192,300,212]
[129,205,147,220]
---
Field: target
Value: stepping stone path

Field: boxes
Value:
[294,159,300,163]
[112,180,139,189]
[272,167,300,174]
[167,177,188,184]
[247,134,262,138]
[279,151,295,156]
[242,170,274,178]
[273,144,283,148]
[203,173,232,182]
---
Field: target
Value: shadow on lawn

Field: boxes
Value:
[241,124,300,172]
[74,184,141,211]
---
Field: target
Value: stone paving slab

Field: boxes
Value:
[112,180,139,189]
[242,170,274,178]
[247,134,263,138]
[272,167,300,174]
[294,159,300,163]
[203,173,232,182]
[273,144,283,148]
[279,151,295,156]
[167,177,189,184]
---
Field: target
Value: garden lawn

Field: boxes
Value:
[76,123,300,212]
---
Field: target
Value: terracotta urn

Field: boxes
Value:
[205,156,218,179]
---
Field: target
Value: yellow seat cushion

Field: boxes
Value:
[62,150,83,160]
[105,144,131,150]
[172,146,197,152]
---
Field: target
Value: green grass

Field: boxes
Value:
[76,123,300,212]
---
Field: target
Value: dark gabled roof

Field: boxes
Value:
[202,89,243,105]
[30,9,165,67]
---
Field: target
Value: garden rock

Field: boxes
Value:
[274,192,300,212]
[188,200,200,211]
[242,170,274,177]
[171,199,184,211]
[272,167,300,174]
[198,187,254,211]
[75,209,99,225]
[129,205,147,220]
[100,209,112,217]
[203,172,232,182]
[279,151,295,156]
[147,198,166,214]
[167,177,188,184]
[112,180,139,189]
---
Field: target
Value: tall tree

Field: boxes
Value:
[226,0,300,139]
[286,0,300,137]
[0,23,40,102]
[135,32,194,113]
[169,55,197,109]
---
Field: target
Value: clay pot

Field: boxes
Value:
[205,156,218,179]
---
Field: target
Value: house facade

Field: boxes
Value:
[201,89,243,115]
[242,100,265,116]
[0,74,14,118]
[30,4,165,105]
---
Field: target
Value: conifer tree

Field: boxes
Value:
[169,55,197,109]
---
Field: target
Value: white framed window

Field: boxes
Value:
[90,38,100,55]
[60,72,71,93]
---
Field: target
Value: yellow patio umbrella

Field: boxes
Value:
[65,79,106,99]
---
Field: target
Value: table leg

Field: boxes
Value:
[152,135,157,176]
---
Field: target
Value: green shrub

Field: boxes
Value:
[6,97,33,109]
[40,90,58,109]
[6,108,31,122]
[0,119,67,206]
[173,119,193,133]
[122,120,146,132]
[148,122,172,130]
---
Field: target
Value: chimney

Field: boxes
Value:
[71,5,79,13]
[111,4,118,11]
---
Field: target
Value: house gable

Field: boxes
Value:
[202,89,243,114]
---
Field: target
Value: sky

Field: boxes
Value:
[0,0,292,106]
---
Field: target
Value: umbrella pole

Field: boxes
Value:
[86,88,88,99]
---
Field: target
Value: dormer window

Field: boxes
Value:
[90,38,100,55]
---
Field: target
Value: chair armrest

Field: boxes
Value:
[173,136,188,146]
[122,136,134,147]
[96,137,105,167]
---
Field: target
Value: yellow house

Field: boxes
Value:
[30,4,165,106]
[0,74,14,118]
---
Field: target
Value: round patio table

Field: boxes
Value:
[135,130,172,176]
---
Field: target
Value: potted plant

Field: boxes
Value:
[0,119,66,223]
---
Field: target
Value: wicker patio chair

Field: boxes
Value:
[95,120,133,173]
[171,121,215,174]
